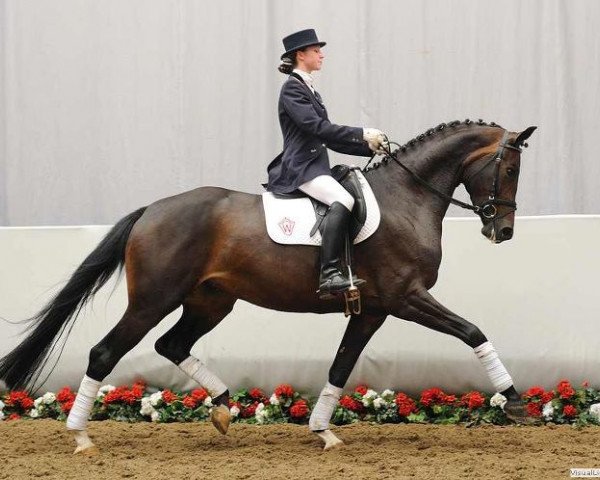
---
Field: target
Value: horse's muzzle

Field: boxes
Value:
[481,223,514,243]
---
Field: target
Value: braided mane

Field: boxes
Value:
[365,119,504,171]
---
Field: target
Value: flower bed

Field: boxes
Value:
[1,379,600,427]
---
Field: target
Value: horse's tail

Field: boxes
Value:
[0,206,147,390]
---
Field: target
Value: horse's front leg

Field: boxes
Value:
[394,288,528,421]
[310,313,386,450]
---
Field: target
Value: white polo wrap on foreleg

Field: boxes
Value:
[66,375,101,431]
[309,382,343,431]
[474,341,513,392]
[179,356,227,397]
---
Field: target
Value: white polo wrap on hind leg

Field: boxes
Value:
[474,341,513,392]
[309,382,343,431]
[66,375,101,431]
[178,356,227,397]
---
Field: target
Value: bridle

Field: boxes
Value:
[367,129,522,221]
[462,130,522,220]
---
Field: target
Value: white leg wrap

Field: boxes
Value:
[309,382,343,431]
[474,341,514,392]
[66,375,101,431]
[179,356,227,397]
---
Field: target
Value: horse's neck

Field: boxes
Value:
[377,131,475,218]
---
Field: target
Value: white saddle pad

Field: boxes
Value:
[262,171,381,246]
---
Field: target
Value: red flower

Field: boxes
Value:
[582,380,590,388]
[120,390,138,405]
[61,400,74,413]
[526,402,542,417]
[56,387,75,404]
[563,405,577,418]
[182,396,198,409]
[523,386,545,399]
[395,393,418,417]
[191,388,208,402]
[103,387,125,405]
[442,394,457,405]
[420,388,455,407]
[354,385,368,396]
[249,388,265,400]
[131,382,145,399]
[228,399,241,409]
[161,389,178,404]
[556,380,575,399]
[541,391,555,404]
[6,391,32,408]
[241,402,258,418]
[7,413,21,421]
[289,400,309,418]
[274,384,294,398]
[339,395,363,412]
[461,391,486,410]
[21,397,35,410]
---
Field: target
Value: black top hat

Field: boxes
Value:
[281,29,326,60]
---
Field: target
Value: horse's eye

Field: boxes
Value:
[506,167,517,177]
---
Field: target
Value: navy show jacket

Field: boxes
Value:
[266,73,372,194]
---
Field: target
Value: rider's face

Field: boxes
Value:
[297,46,324,73]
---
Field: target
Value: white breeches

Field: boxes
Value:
[299,175,354,211]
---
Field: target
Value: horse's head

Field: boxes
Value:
[462,126,537,243]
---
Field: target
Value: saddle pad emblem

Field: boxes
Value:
[262,170,381,246]
[278,217,296,236]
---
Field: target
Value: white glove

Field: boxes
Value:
[363,128,389,154]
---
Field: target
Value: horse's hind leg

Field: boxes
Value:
[154,284,236,434]
[310,313,386,450]
[397,288,527,421]
[66,298,180,455]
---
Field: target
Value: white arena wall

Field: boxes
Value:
[0,215,599,396]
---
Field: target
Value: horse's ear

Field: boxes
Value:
[513,126,537,148]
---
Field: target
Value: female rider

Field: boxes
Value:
[266,29,388,298]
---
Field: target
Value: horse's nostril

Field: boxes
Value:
[500,227,513,239]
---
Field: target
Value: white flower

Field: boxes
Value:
[269,394,280,406]
[97,385,116,397]
[203,396,213,407]
[149,391,163,407]
[364,389,378,400]
[29,408,40,419]
[0,410,4,421]
[381,389,395,401]
[140,398,154,416]
[42,392,56,405]
[0,399,5,410]
[589,403,600,421]
[373,397,387,410]
[542,402,554,421]
[34,397,44,408]
[230,406,240,418]
[490,393,507,410]
[255,403,269,424]
[150,410,161,422]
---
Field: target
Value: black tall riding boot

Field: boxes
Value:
[318,202,365,297]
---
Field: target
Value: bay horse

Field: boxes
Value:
[0,120,536,452]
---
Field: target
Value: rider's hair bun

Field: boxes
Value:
[278,56,294,74]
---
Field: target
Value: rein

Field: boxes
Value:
[364,130,521,220]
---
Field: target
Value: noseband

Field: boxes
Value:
[371,129,521,221]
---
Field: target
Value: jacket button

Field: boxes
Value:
[322,143,326,147]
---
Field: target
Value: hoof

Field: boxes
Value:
[210,405,231,435]
[73,445,100,456]
[315,429,344,451]
[505,399,538,425]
